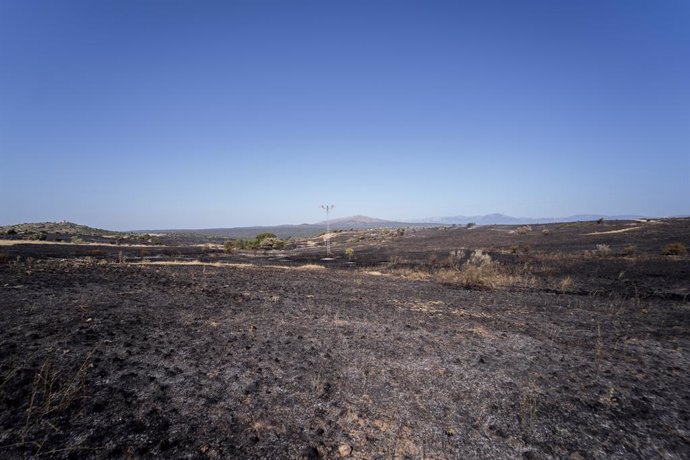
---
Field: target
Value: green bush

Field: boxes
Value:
[258,237,284,250]
[229,233,285,251]
[255,232,277,242]
[234,239,258,250]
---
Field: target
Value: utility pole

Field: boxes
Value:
[320,204,334,257]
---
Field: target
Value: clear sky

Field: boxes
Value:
[1,0,688,230]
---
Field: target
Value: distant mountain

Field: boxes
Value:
[416,213,647,225]
[318,215,429,230]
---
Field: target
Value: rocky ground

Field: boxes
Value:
[0,220,688,458]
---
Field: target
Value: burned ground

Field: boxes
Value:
[0,219,688,458]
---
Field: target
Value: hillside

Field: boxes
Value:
[145,216,437,240]
[0,221,123,239]
[420,213,649,225]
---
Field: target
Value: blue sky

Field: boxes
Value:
[1,0,688,230]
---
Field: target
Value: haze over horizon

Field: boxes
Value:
[2,1,688,230]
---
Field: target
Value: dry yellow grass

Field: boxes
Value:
[129,260,254,268]
[128,260,327,272]
[584,226,642,236]
[294,264,326,271]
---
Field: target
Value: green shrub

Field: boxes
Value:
[6,229,17,235]
[661,242,686,256]
[233,238,258,250]
[345,248,355,261]
[258,237,284,250]
[230,233,285,251]
[255,232,277,242]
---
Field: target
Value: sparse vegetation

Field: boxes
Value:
[345,248,355,261]
[434,249,533,289]
[516,225,532,235]
[224,240,237,253]
[661,242,686,255]
[623,244,637,256]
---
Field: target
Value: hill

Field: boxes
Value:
[419,213,647,225]
[0,221,125,241]
[146,216,437,240]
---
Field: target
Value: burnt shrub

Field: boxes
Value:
[661,242,687,256]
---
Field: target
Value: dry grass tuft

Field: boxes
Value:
[558,276,574,292]
[384,267,431,281]
[434,250,534,289]
[20,353,92,445]
[661,242,687,256]
[585,244,612,258]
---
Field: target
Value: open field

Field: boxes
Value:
[1,219,688,458]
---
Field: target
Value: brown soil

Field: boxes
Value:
[0,219,688,458]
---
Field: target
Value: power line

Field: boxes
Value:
[320,204,334,257]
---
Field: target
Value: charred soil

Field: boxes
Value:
[0,219,689,458]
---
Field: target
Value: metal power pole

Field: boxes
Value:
[320,204,334,256]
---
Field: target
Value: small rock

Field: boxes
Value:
[338,444,352,457]
[568,453,585,460]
